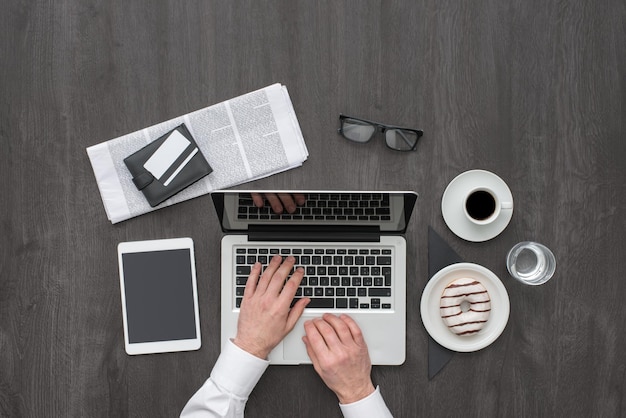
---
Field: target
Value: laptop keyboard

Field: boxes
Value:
[234,246,394,310]
[237,193,392,221]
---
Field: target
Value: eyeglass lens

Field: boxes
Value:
[341,119,376,143]
[385,129,418,151]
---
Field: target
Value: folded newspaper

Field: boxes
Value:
[87,84,308,223]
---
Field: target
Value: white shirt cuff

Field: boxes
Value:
[339,386,393,418]
[210,339,270,398]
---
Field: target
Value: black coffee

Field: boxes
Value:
[465,190,496,221]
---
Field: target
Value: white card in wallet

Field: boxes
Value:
[143,130,190,181]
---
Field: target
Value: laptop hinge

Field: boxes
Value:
[248,225,381,242]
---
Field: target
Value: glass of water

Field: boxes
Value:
[506,241,556,285]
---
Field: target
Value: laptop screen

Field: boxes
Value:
[211,191,418,234]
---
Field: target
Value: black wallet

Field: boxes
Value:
[123,124,212,207]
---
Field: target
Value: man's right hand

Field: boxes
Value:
[302,313,376,404]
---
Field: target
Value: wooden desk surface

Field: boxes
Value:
[2,1,625,417]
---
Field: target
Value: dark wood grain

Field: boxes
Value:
[1,0,625,417]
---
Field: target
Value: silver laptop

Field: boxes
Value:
[211,190,418,365]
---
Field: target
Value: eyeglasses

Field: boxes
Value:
[338,114,423,151]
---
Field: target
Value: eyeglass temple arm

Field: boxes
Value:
[397,129,414,148]
[340,114,381,126]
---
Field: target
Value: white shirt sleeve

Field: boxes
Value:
[181,341,393,418]
[180,340,269,418]
[339,386,394,418]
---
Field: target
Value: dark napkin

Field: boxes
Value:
[427,226,463,379]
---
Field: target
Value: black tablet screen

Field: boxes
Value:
[121,249,197,343]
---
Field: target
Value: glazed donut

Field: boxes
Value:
[439,278,491,336]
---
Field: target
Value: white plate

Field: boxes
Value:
[442,169,514,242]
[420,263,510,352]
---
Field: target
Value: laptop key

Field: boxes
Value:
[236,265,251,275]
[336,298,348,308]
[383,267,392,285]
[369,288,392,297]
[306,298,335,308]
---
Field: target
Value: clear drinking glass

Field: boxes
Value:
[506,241,556,285]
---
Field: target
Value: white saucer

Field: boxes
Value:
[420,263,510,352]
[442,169,514,242]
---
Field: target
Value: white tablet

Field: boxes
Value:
[117,237,201,355]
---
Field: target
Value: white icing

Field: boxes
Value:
[439,277,491,336]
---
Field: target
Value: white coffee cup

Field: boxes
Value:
[463,187,513,225]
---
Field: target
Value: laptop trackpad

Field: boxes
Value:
[283,321,311,363]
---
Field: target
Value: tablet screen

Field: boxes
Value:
[121,249,197,343]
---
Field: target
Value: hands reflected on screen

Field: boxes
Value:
[251,192,306,214]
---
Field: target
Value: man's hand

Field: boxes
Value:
[251,192,306,214]
[303,313,376,404]
[233,255,309,359]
